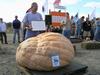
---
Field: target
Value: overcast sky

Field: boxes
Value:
[0,0,100,22]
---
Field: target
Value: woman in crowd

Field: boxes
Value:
[94,18,100,41]
[62,12,71,39]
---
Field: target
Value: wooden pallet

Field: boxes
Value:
[19,61,88,75]
[70,38,82,43]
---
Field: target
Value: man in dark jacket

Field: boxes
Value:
[12,16,21,43]
[82,18,92,39]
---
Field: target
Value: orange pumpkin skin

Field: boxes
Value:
[16,32,75,71]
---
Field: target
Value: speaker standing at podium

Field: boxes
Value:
[22,2,43,39]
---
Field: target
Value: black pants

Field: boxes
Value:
[23,29,26,41]
[0,32,8,44]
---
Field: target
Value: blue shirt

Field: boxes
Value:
[23,12,43,25]
[96,20,100,30]
[22,12,43,39]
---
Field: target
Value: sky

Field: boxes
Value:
[0,0,100,22]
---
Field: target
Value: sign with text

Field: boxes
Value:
[51,55,60,67]
[31,21,46,31]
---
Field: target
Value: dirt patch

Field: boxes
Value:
[0,34,100,75]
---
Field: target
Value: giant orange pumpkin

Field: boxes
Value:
[16,32,74,71]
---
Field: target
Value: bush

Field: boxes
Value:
[81,41,100,49]
[6,22,13,33]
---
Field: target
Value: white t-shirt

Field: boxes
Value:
[0,22,7,32]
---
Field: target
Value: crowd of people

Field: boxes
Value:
[0,16,21,44]
[48,14,100,42]
[64,16,100,41]
[0,2,100,44]
[0,2,44,44]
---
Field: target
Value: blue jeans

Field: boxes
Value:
[94,27,100,41]
[25,30,40,39]
[76,27,81,38]
[90,28,95,40]
[13,29,20,43]
[62,29,70,39]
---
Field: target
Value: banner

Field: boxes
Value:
[90,7,96,20]
[50,11,67,27]
[42,0,49,14]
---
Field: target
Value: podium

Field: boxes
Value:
[19,61,88,75]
